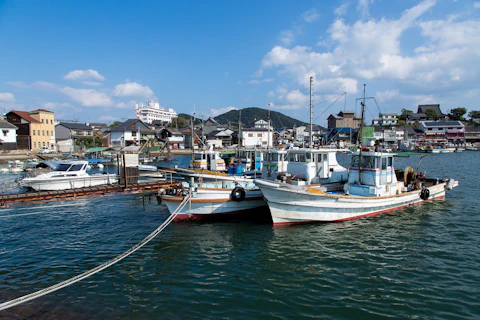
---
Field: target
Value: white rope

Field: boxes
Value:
[0,194,190,311]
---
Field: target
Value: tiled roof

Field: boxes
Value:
[9,110,41,123]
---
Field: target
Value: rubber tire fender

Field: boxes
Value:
[420,188,430,200]
[231,186,246,202]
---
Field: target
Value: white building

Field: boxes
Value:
[135,101,177,124]
[240,128,273,148]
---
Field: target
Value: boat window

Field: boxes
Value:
[362,156,375,169]
[56,164,72,171]
[271,153,278,161]
[382,158,387,170]
[388,157,393,167]
[306,152,311,162]
[351,155,360,167]
[194,154,203,160]
[298,153,305,162]
[69,164,84,171]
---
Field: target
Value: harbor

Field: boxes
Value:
[0,152,478,319]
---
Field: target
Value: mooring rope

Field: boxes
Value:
[0,194,191,311]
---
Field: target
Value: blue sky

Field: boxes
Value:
[0,0,479,127]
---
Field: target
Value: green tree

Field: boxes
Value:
[172,116,188,128]
[399,108,413,121]
[110,121,121,128]
[425,109,437,120]
[468,110,480,119]
[448,107,467,121]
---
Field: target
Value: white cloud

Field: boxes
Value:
[357,0,374,20]
[301,9,319,23]
[248,78,275,84]
[474,2,480,9]
[267,91,275,97]
[376,89,400,103]
[0,93,15,102]
[251,69,263,77]
[116,100,137,109]
[43,102,75,109]
[113,82,154,98]
[210,106,237,117]
[64,69,105,81]
[60,87,113,107]
[32,81,58,89]
[5,81,29,88]
[82,81,103,86]
[334,3,350,16]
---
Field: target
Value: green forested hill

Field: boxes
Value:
[213,107,309,129]
[178,107,309,129]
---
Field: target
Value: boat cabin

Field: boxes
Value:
[345,151,400,197]
[261,148,348,183]
[190,150,226,172]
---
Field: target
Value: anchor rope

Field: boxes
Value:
[0,194,191,311]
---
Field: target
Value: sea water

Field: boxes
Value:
[0,152,479,319]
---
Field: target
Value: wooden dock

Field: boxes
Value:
[0,180,184,208]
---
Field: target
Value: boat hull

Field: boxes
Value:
[162,188,268,221]
[21,174,118,191]
[255,180,448,226]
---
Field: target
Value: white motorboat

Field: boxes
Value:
[20,160,118,191]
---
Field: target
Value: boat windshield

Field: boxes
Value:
[56,164,72,171]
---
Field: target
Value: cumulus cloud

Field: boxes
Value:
[259,0,480,100]
[334,3,350,16]
[43,102,75,109]
[113,82,154,98]
[64,69,105,81]
[0,93,15,102]
[5,81,29,88]
[210,106,237,117]
[474,2,480,9]
[60,87,113,107]
[248,78,275,84]
[82,81,103,86]
[32,81,58,89]
[301,9,319,23]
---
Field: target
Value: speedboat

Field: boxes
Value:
[19,160,118,191]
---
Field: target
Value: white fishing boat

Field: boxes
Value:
[254,86,459,226]
[19,160,118,191]
[160,179,268,221]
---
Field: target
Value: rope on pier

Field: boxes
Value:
[0,193,191,311]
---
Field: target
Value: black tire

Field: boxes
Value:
[231,186,246,202]
[420,188,430,200]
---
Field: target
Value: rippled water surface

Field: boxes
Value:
[0,152,479,319]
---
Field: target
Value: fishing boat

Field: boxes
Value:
[160,179,268,221]
[254,86,459,226]
[19,160,118,191]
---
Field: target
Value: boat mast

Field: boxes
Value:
[267,103,271,177]
[358,84,366,184]
[309,76,313,149]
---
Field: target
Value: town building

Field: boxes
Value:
[109,119,157,149]
[417,121,465,144]
[55,122,94,153]
[372,113,398,126]
[327,110,362,130]
[6,109,55,151]
[135,101,177,124]
[0,120,18,150]
[157,127,185,150]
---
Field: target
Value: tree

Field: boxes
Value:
[110,121,121,128]
[399,108,413,121]
[448,107,467,121]
[425,109,437,120]
[468,110,480,119]
[172,116,188,128]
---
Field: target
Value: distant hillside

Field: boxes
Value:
[178,108,310,129]
[214,108,309,130]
